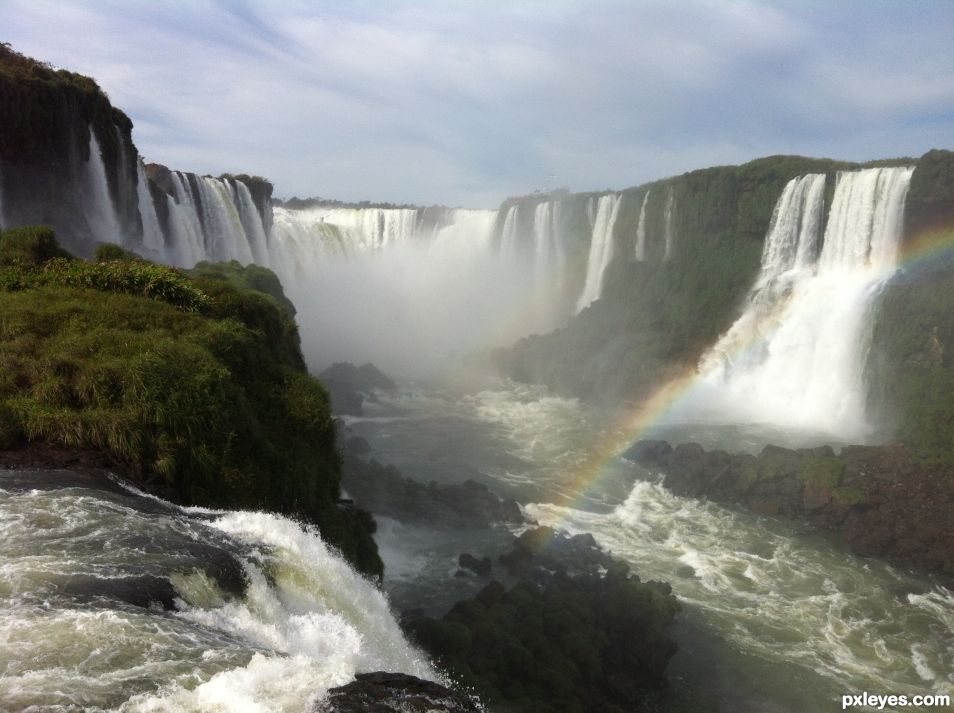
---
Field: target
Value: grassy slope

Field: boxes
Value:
[0,227,382,577]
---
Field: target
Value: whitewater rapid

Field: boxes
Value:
[0,472,434,712]
[348,382,954,711]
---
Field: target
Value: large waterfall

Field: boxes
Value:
[690,166,915,439]
[0,128,919,395]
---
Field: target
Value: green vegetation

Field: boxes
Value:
[866,150,954,464]
[0,226,382,577]
[0,43,131,179]
[501,153,921,405]
[406,573,679,713]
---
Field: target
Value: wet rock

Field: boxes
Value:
[499,526,619,578]
[341,453,523,529]
[313,672,481,713]
[458,553,492,577]
[318,362,397,416]
[627,438,954,580]
[60,574,179,610]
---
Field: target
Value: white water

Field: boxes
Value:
[0,477,434,712]
[686,167,914,440]
[635,189,650,261]
[349,379,954,711]
[663,187,675,261]
[271,207,547,375]
[499,204,520,258]
[576,194,622,312]
[135,159,166,259]
[83,131,123,246]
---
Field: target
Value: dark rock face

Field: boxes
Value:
[498,526,619,579]
[628,439,954,579]
[458,553,492,577]
[313,672,481,713]
[405,541,679,713]
[341,453,522,529]
[318,362,397,416]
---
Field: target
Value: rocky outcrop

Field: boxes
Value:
[628,439,954,579]
[313,672,481,713]
[498,526,619,579]
[318,362,397,416]
[341,452,522,529]
[404,532,679,713]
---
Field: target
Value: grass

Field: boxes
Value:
[0,226,382,577]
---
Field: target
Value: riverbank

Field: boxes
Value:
[628,439,954,582]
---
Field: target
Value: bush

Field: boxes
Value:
[0,225,72,266]
[406,572,679,713]
[0,227,382,577]
[94,242,144,263]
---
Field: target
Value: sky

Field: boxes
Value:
[3,0,953,207]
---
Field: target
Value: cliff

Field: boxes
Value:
[866,149,954,460]
[0,45,273,263]
[0,226,382,577]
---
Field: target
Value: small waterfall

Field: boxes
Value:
[499,204,519,257]
[196,177,255,264]
[83,131,123,246]
[155,172,271,268]
[690,166,915,439]
[663,187,675,261]
[135,159,166,258]
[230,180,270,265]
[576,194,622,313]
[635,190,650,261]
[166,173,208,267]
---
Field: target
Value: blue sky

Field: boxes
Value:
[3,0,953,207]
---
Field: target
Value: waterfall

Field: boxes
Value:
[0,477,434,712]
[500,204,519,257]
[690,166,915,439]
[230,180,270,265]
[635,190,650,261]
[135,159,166,258]
[83,131,123,246]
[576,194,622,313]
[663,188,675,261]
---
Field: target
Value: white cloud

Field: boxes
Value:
[2,0,951,206]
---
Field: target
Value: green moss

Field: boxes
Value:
[0,227,382,577]
[797,457,845,488]
[94,242,145,263]
[831,486,866,506]
[0,225,72,266]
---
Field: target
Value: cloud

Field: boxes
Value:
[2,0,952,206]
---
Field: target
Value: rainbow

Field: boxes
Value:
[533,219,954,520]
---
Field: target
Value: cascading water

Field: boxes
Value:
[135,159,166,258]
[0,472,435,712]
[575,193,622,313]
[499,204,520,258]
[83,131,123,246]
[663,187,675,261]
[688,166,915,439]
[635,189,650,261]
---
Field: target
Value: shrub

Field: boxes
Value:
[0,225,72,266]
[0,227,381,577]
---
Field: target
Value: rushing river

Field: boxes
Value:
[3,378,953,712]
[0,471,433,712]
[348,379,954,713]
